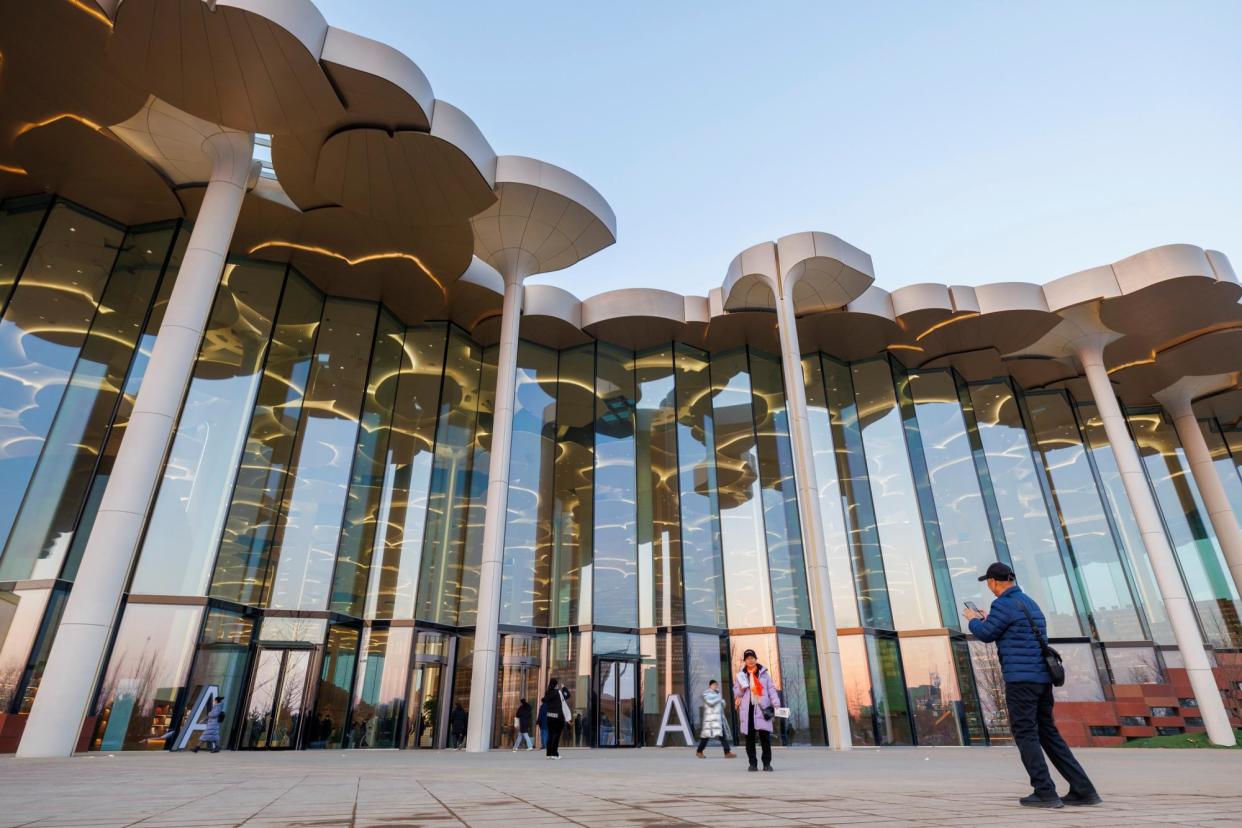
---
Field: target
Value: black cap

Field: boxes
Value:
[742,649,758,660]
[978,561,1015,582]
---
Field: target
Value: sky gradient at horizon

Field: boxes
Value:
[315,1,1242,297]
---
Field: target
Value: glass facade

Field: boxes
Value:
[3,194,1242,755]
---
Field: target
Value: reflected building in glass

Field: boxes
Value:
[3,0,1242,757]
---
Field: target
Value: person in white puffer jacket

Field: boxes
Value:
[694,680,736,759]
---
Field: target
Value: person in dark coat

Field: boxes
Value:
[966,561,1100,809]
[542,678,570,759]
[537,698,548,748]
[513,698,534,751]
[449,703,468,750]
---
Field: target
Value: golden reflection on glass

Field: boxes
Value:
[0,200,46,323]
[1025,392,1144,641]
[711,350,773,629]
[131,261,287,596]
[967,381,1080,637]
[267,300,378,611]
[1127,408,1242,646]
[593,344,639,628]
[0,203,122,558]
[456,348,496,627]
[549,344,594,628]
[0,225,175,581]
[350,626,413,748]
[416,327,483,626]
[208,274,323,606]
[499,343,557,627]
[636,346,680,627]
[674,345,726,628]
[750,351,811,629]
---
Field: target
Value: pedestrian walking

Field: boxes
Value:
[513,698,534,751]
[193,695,225,753]
[695,680,736,759]
[733,649,780,772]
[450,703,468,750]
[542,678,571,759]
[966,561,1101,809]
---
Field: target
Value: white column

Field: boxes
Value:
[1077,339,1236,746]
[17,129,255,757]
[465,274,524,752]
[1162,395,1242,598]
[775,281,852,751]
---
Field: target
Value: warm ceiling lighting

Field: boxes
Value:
[0,163,27,176]
[65,0,114,29]
[247,241,444,297]
[15,113,105,138]
[915,311,980,341]
[1106,355,1156,375]
[885,343,924,353]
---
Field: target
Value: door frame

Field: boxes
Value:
[592,656,641,748]
[235,644,317,751]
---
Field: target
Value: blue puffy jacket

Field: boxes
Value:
[968,585,1051,684]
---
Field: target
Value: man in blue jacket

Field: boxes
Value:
[965,562,1100,809]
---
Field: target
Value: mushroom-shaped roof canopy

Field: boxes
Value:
[777,231,875,314]
[471,155,617,281]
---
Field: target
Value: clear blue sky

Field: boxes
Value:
[316,1,1242,297]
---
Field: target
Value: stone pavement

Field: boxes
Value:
[1,746,1239,828]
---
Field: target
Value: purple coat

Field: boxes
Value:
[733,665,781,735]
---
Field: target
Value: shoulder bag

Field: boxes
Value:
[1017,599,1065,687]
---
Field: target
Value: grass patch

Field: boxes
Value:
[1120,730,1242,749]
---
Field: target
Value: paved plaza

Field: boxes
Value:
[1,746,1240,828]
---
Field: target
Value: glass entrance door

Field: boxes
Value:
[405,662,443,748]
[239,648,312,749]
[594,659,637,747]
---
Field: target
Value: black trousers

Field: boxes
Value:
[745,704,772,768]
[1005,682,1095,798]
[696,735,732,753]
[545,716,564,756]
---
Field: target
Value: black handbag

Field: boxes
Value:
[1018,600,1065,687]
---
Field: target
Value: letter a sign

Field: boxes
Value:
[173,684,220,751]
[655,693,693,747]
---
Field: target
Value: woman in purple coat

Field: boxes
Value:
[733,648,781,772]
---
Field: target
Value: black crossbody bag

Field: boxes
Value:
[1018,600,1065,687]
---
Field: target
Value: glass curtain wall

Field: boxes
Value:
[636,347,682,628]
[549,344,594,628]
[594,344,639,628]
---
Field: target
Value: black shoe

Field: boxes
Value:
[1062,790,1102,807]
[747,764,758,772]
[762,764,774,772]
[192,747,199,754]
[1019,794,1064,809]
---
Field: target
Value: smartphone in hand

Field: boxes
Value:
[963,600,980,613]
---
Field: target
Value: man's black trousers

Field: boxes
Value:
[1005,681,1094,799]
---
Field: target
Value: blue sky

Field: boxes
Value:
[315,1,1242,298]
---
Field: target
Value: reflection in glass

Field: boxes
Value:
[675,346,726,628]
[1104,644,1165,685]
[899,635,964,745]
[132,262,287,595]
[208,273,322,605]
[636,347,681,627]
[500,343,557,626]
[968,382,1080,637]
[0,588,54,712]
[407,631,448,749]
[180,609,253,750]
[750,351,811,629]
[92,603,203,751]
[594,344,639,628]
[352,626,413,748]
[712,351,773,628]
[550,345,594,628]
[839,634,877,744]
[1025,392,1144,641]
[1202,420,1242,533]
[776,634,825,745]
[1078,404,1174,645]
[1051,643,1105,703]
[0,198,47,314]
[852,360,940,630]
[494,634,542,749]
[308,624,360,748]
[0,204,123,557]
[1129,409,1242,646]
[968,638,1009,742]
[1,225,175,581]
[684,632,728,736]
[908,371,1000,618]
[416,327,482,626]
[455,347,496,627]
